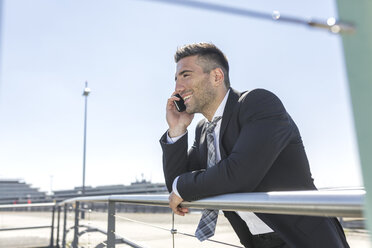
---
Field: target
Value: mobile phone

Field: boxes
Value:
[173,94,186,112]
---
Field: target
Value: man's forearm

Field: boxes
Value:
[160,131,190,191]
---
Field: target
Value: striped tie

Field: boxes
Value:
[195,116,222,241]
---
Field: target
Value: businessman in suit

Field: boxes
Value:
[160,42,349,247]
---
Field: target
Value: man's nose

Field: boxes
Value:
[175,80,185,94]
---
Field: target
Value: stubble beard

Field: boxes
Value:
[186,82,216,116]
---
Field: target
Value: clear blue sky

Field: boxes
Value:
[0,0,362,193]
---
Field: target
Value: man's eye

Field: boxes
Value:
[183,74,189,78]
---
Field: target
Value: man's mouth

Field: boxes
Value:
[183,94,192,104]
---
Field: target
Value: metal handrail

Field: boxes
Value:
[0,202,55,208]
[0,189,366,248]
[0,202,56,248]
[59,189,365,218]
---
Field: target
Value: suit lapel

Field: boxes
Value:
[219,88,241,159]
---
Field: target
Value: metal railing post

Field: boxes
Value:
[107,201,116,248]
[56,205,61,248]
[62,204,67,248]
[72,202,80,248]
[49,205,56,248]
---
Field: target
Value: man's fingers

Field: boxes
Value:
[170,201,183,216]
[168,95,180,102]
[171,206,185,216]
[176,208,185,216]
[171,206,188,216]
[167,96,179,110]
[179,207,189,213]
[168,192,187,216]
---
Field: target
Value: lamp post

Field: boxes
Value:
[82,82,90,219]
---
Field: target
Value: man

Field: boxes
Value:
[160,42,349,248]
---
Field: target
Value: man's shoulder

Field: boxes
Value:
[234,88,286,119]
[229,87,277,100]
[233,88,280,108]
[238,88,277,101]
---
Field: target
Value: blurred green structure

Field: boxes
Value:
[336,0,372,238]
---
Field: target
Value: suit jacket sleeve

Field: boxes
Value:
[177,89,295,201]
[160,120,205,192]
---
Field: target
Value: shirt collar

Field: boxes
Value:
[209,89,230,122]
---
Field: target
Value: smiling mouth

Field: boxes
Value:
[183,95,192,104]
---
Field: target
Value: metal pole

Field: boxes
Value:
[72,202,80,248]
[56,206,61,248]
[62,204,67,248]
[107,201,116,248]
[82,82,90,219]
[172,213,175,248]
[49,205,55,248]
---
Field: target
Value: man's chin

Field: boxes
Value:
[185,107,195,114]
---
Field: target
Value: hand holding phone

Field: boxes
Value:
[173,94,186,112]
[167,93,193,137]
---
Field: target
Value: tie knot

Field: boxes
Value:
[206,116,222,134]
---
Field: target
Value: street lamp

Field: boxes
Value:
[82,82,90,218]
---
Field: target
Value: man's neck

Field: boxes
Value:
[203,89,229,121]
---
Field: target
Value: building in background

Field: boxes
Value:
[0,178,168,212]
[0,179,47,204]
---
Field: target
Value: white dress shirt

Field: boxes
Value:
[167,89,272,235]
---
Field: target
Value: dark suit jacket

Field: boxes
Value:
[160,88,349,248]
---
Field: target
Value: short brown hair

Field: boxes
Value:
[174,42,230,88]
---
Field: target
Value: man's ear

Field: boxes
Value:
[212,68,224,87]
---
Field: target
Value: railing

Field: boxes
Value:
[0,189,366,248]
[0,202,56,247]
